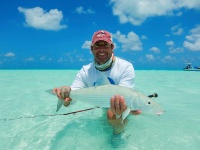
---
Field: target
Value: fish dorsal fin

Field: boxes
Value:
[95,73,111,86]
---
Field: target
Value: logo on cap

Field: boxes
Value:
[96,31,106,37]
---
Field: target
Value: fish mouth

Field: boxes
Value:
[156,111,165,115]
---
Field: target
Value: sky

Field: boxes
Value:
[0,0,200,70]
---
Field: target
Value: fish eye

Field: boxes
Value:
[148,101,151,104]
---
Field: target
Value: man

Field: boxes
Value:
[53,30,140,134]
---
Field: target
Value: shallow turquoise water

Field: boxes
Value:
[0,70,199,150]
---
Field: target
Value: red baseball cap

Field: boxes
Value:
[92,30,113,45]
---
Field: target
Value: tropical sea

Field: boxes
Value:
[0,70,199,150]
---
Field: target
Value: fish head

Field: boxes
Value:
[131,92,165,115]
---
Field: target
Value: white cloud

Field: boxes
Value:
[4,52,15,57]
[183,25,200,51]
[146,54,155,61]
[110,0,200,25]
[76,55,86,62]
[150,47,160,53]
[169,47,184,53]
[165,34,170,37]
[82,41,91,49]
[166,41,174,46]
[75,6,95,14]
[40,56,46,60]
[112,31,142,51]
[18,7,67,31]
[165,55,172,60]
[171,24,183,35]
[141,35,147,40]
[178,0,200,9]
[25,57,34,61]
[160,55,176,63]
[164,55,174,61]
[113,42,119,49]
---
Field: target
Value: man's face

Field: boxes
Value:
[91,41,114,65]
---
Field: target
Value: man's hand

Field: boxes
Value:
[53,86,72,106]
[110,94,127,117]
[108,94,141,120]
[108,94,141,134]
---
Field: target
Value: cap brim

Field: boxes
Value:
[92,38,112,45]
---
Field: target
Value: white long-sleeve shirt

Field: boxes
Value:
[71,57,135,90]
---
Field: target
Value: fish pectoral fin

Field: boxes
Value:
[56,99,64,112]
[121,108,131,123]
[45,89,63,112]
[95,73,111,86]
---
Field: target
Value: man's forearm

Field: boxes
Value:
[108,117,128,134]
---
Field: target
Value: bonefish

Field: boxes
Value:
[47,74,164,122]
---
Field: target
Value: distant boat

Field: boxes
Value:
[183,62,200,71]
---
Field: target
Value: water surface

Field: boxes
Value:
[0,70,199,150]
